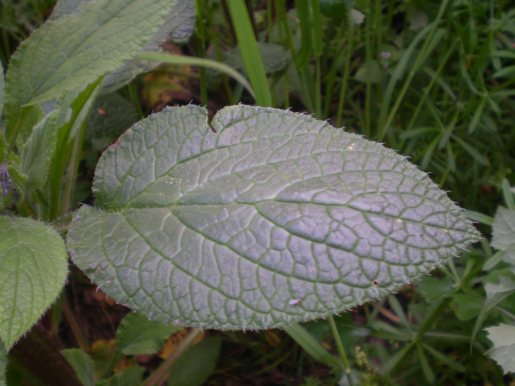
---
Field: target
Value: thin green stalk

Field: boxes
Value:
[336,28,354,127]
[62,299,89,352]
[416,298,451,340]
[59,115,88,216]
[137,52,255,100]
[283,323,340,368]
[244,0,258,36]
[265,0,273,41]
[404,41,456,133]
[277,0,296,62]
[364,1,373,137]
[314,57,322,117]
[289,0,319,112]
[60,79,102,215]
[144,328,203,386]
[127,82,144,119]
[312,0,323,117]
[311,0,323,57]
[377,0,450,141]
[226,1,272,106]
[294,0,312,68]
[494,306,515,322]
[220,0,236,45]
[47,80,101,220]
[323,22,347,117]
[382,297,451,375]
[195,0,208,105]
[328,315,353,385]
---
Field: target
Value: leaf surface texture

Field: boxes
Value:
[67,105,480,329]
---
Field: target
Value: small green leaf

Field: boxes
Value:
[501,179,514,209]
[485,274,515,304]
[416,276,453,303]
[96,366,144,386]
[485,324,515,374]
[0,216,68,350]
[381,343,413,375]
[450,292,483,321]
[500,249,515,266]
[472,273,515,344]
[224,43,291,75]
[116,313,183,356]
[492,207,515,252]
[67,105,480,330]
[61,348,95,386]
[422,343,465,372]
[167,336,221,386]
[416,343,435,384]
[452,136,489,166]
[355,60,382,83]
[493,65,515,79]
[87,94,138,156]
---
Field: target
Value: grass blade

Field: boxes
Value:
[136,52,255,100]
[283,323,340,369]
[226,1,272,106]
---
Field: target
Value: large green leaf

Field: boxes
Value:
[67,105,480,330]
[485,323,515,374]
[167,336,221,386]
[51,0,195,94]
[0,216,68,349]
[51,0,193,43]
[103,0,195,93]
[5,0,175,137]
[116,312,182,356]
[61,348,95,386]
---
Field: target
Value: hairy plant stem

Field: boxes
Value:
[144,328,203,386]
[328,315,353,385]
[62,299,89,352]
[195,0,208,106]
[335,27,354,127]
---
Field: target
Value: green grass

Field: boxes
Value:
[0,0,55,65]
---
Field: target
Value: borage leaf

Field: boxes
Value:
[0,216,68,349]
[5,0,175,138]
[67,105,480,330]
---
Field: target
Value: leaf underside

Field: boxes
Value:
[67,105,480,330]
